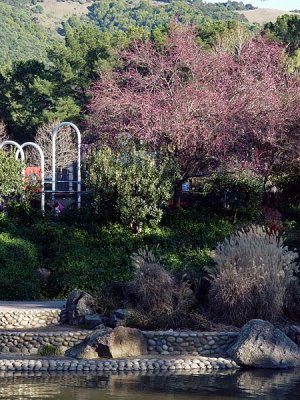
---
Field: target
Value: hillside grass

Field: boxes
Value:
[36,0,90,31]
[238,8,298,24]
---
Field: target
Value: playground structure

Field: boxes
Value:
[0,122,82,212]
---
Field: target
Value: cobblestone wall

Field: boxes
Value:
[0,309,66,330]
[143,331,238,356]
[0,330,91,354]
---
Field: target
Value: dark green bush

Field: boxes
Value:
[197,172,264,221]
[0,232,42,300]
[31,221,135,298]
[38,345,64,356]
[0,209,236,299]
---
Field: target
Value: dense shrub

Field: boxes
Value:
[87,145,177,232]
[208,225,299,326]
[31,221,135,298]
[0,232,42,300]
[199,172,264,221]
[0,209,235,299]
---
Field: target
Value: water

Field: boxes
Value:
[0,369,299,400]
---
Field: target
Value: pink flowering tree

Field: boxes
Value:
[87,26,300,206]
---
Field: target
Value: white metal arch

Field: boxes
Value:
[52,122,82,209]
[0,140,25,162]
[16,142,45,212]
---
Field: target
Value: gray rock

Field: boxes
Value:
[84,314,105,329]
[107,309,132,328]
[75,345,99,360]
[65,328,113,359]
[66,290,97,325]
[114,309,129,320]
[93,324,106,330]
[287,325,300,346]
[228,319,300,369]
[107,313,120,328]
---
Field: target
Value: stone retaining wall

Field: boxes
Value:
[143,331,238,356]
[0,356,239,372]
[0,329,239,356]
[0,309,66,330]
[0,330,91,354]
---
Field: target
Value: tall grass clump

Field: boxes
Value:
[129,247,194,314]
[123,247,215,330]
[208,225,299,326]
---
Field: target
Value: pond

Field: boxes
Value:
[0,369,300,400]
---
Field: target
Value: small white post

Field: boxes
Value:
[68,163,74,193]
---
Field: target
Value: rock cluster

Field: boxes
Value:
[65,290,97,326]
[65,290,130,328]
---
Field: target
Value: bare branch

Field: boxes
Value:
[31,120,77,175]
[0,121,8,143]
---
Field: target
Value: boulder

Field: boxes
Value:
[65,326,148,359]
[36,268,51,283]
[111,326,148,358]
[73,345,99,360]
[66,289,97,325]
[228,319,300,369]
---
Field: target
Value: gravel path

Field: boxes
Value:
[0,301,65,311]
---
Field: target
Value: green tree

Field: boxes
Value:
[87,0,247,33]
[0,2,51,65]
[264,14,300,53]
[0,150,23,202]
[0,24,126,140]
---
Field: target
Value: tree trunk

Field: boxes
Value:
[173,180,182,209]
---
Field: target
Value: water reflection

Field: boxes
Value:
[0,369,299,400]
